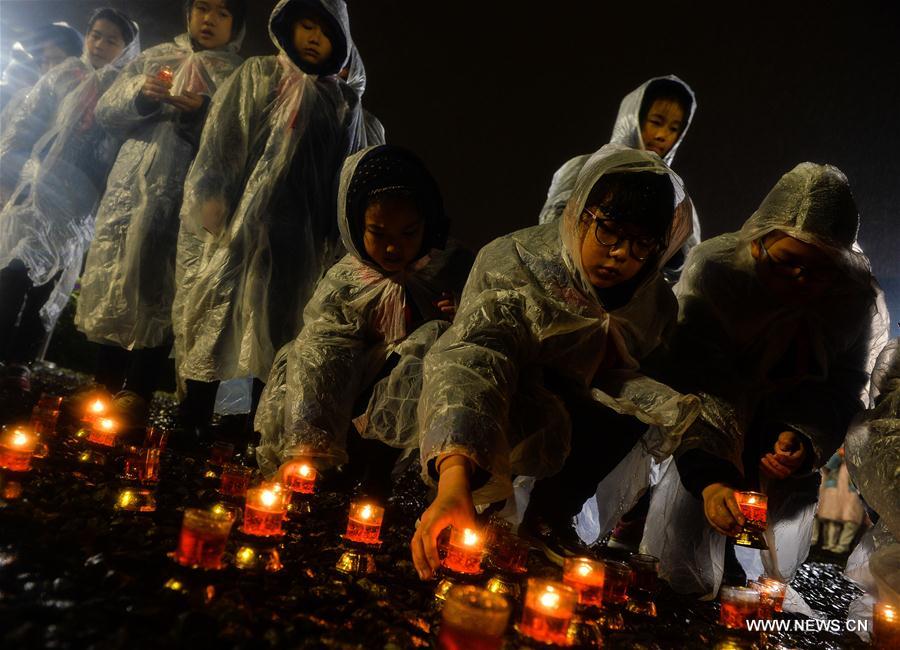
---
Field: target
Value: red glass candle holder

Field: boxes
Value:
[438,585,511,650]
[81,396,110,429]
[443,527,485,576]
[209,441,235,467]
[31,395,62,437]
[242,487,286,537]
[719,586,761,631]
[518,578,578,646]
[87,418,120,447]
[750,578,786,618]
[344,502,384,545]
[563,557,605,609]
[626,554,660,617]
[284,463,317,494]
[157,65,174,84]
[219,464,253,498]
[174,507,234,569]
[0,427,38,472]
[601,559,632,607]
[144,426,169,451]
[486,523,529,575]
[123,447,160,484]
[734,491,768,549]
[874,602,899,650]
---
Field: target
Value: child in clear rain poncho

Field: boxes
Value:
[0,8,139,388]
[172,0,368,442]
[255,144,473,501]
[411,145,701,579]
[538,76,700,283]
[74,0,246,408]
[642,163,890,599]
[843,337,900,639]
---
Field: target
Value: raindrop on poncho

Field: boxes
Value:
[418,144,700,504]
[172,0,368,388]
[255,144,473,476]
[75,13,244,350]
[0,28,141,333]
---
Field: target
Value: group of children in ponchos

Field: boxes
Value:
[0,0,895,629]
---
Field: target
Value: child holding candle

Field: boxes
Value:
[75,1,245,409]
[0,8,140,387]
[411,145,701,577]
[642,163,890,598]
[171,0,371,445]
[255,144,473,500]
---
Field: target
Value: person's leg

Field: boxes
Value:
[0,260,34,362]
[124,344,172,402]
[822,520,841,551]
[94,344,130,395]
[8,270,61,364]
[833,521,860,554]
[343,424,403,502]
[178,379,220,430]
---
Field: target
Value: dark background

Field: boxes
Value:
[2,0,898,335]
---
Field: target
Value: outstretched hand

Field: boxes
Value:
[760,430,806,480]
[140,74,171,102]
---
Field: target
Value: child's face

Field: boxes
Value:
[189,0,235,50]
[39,43,69,74]
[750,231,838,303]
[292,15,334,67]
[640,99,685,158]
[84,19,126,69]
[363,196,426,274]
[580,205,656,290]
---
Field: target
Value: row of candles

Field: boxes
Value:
[3,394,898,649]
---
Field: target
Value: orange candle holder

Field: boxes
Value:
[517,578,578,647]
[218,464,253,498]
[87,418,120,448]
[874,602,899,649]
[123,447,161,484]
[435,527,486,601]
[750,577,786,618]
[174,507,235,570]
[719,585,761,631]
[336,501,385,576]
[438,585,511,650]
[241,487,287,537]
[284,463,317,495]
[0,427,40,472]
[595,559,632,631]
[563,557,605,610]
[485,523,529,599]
[626,554,661,617]
[734,491,768,549]
[157,65,174,85]
[76,396,110,437]
[30,395,62,438]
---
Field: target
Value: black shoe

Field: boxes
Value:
[520,511,591,566]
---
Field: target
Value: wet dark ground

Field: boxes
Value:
[0,364,872,649]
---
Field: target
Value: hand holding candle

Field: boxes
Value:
[733,491,769,548]
[442,527,485,576]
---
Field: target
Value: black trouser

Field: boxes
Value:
[94,343,173,402]
[0,260,60,364]
[527,393,648,521]
[344,424,404,503]
[178,377,265,440]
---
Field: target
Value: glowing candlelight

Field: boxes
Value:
[441,527,485,576]
[438,585,510,650]
[0,428,38,472]
[563,557,605,609]
[115,488,156,512]
[874,602,899,649]
[157,65,174,85]
[518,578,578,646]
[174,507,234,570]
[719,585,761,630]
[87,418,119,447]
[242,488,286,537]
[344,502,384,545]
[284,463,317,494]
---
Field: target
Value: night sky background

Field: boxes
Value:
[2,0,898,335]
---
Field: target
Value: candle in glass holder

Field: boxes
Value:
[87,417,119,447]
[344,502,384,545]
[242,487,286,537]
[123,447,161,484]
[443,527,485,576]
[209,441,234,466]
[563,557,605,609]
[719,586,761,630]
[518,578,578,646]
[219,464,253,497]
[626,554,661,616]
[438,585,511,650]
[174,507,234,569]
[284,463,317,494]
[0,428,37,471]
[734,491,768,547]
[753,577,786,616]
[486,524,529,575]
[144,426,169,451]
[157,65,174,85]
[80,397,110,435]
[874,602,899,649]
[31,395,62,437]
[601,559,633,607]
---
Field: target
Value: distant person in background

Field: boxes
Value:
[814,447,866,554]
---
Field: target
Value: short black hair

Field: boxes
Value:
[26,23,84,60]
[639,78,693,126]
[584,171,676,248]
[87,7,137,46]
[185,0,247,37]
[272,0,348,75]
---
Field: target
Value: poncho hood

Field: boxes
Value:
[269,0,350,76]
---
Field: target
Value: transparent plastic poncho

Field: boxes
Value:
[172,0,366,387]
[255,145,473,476]
[641,162,890,598]
[417,144,700,504]
[74,17,244,350]
[0,34,142,332]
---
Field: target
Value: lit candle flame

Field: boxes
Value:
[577,563,592,577]
[118,490,134,507]
[360,504,373,520]
[539,589,561,610]
[11,430,30,447]
[747,496,757,504]
[89,399,106,414]
[299,464,311,477]
[260,490,278,507]
[98,418,116,432]
[883,604,897,622]
[463,528,479,547]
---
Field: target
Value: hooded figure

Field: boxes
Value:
[538,75,700,282]
[642,163,890,599]
[172,0,366,397]
[842,338,900,627]
[74,3,244,390]
[255,144,472,477]
[416,144,699,505]
[0,10,140,364]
